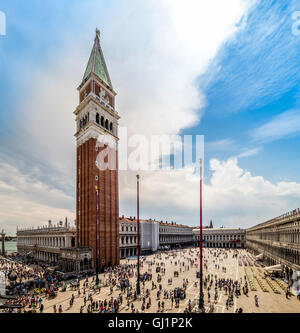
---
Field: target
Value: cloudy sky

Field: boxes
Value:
[1,0,300,235]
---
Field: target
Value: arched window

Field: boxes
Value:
[105,119,109,130]
[96,113,100,124]
[110,122,113,132]
[101,116,104,127]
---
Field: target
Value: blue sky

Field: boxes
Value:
[1,0,300,234]
[182,0,300,183]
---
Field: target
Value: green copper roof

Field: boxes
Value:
[82,31,112,88]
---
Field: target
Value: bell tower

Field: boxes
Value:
[74,29,120,269]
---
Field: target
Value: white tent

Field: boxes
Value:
[265,264,282,273]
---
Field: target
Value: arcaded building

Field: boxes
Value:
[159,221,194,249]
[17,217,193,263]
[17,219,93,272]
[74,30,120,269]
[193,227,246,248]
[246,209,300,281]
[17,220,76,264]
[119,217,192,258]
[119,217,160,258]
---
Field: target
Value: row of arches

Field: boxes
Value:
[79,113,89,131]
[96,113,113,133]
[248,239,300,268]
[78,112,114,134]
[120,248,137,259]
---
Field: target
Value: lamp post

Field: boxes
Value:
[95,186,99,285]
[199,159,204,312]
[136,175,141,296]
[1,230,5,256]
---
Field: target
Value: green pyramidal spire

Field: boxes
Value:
[82,29,113,88]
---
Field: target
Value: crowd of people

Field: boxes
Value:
[0,258,68,312]
[0,247,294,314]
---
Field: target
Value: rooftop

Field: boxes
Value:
[192,227,245,232]
[119,216,191,229]
[247,208,300,231]
[82,29,112,89]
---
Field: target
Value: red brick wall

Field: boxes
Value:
[76,138,120,269]
[79,82,92,103]
[79,81,115,108]
[94,82,115,108]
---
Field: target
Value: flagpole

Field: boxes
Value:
[199,159,204,312]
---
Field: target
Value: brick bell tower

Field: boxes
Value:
[74,29,120,269]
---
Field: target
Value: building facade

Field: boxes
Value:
[193,227,246,249]
[246,209,300,281]
[159,222,194,250]
[119,217,193,259]
[75,30,120,269]
[17,217,193,263]
[17,220,76,264]
[17,220,93,272]
[60,247,93,273]
[119,217,138,258]
[119,217,160,258]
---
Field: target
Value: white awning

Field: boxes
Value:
[265,264,282,273]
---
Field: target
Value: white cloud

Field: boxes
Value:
[0,161,75,235]
[119,157,300,229]
[251,109,300,142]
[206,139,235,151]
[15,0,256,173]
[1,0,259,231]
[236,147,262,158]
[114,0,256,137]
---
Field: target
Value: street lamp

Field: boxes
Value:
[95,185,100,285]
[199,159,204,312]
[1,230,5,256]
[136,175,141,297]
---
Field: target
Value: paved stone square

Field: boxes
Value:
[3,247,300,313]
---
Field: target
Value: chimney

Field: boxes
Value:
[48,220,52,228]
